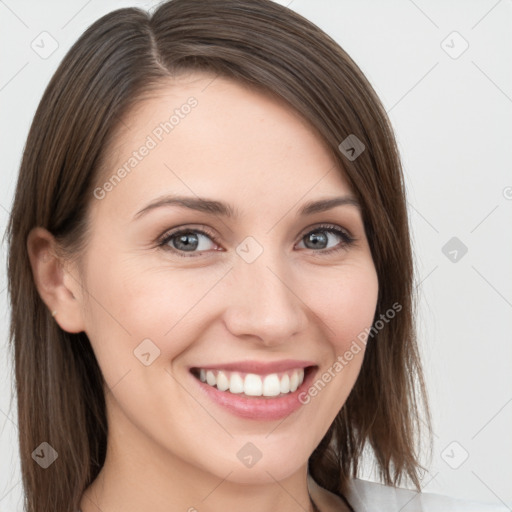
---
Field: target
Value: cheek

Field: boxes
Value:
[293,260,378,426]
[82,245,229,369]
[311,261,379,353]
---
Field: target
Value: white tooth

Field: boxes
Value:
[289,370,299,392]
[263,374,281,397]
[280,373,290,393]
[244,373,263,396]
[206,370,216,387]
[229,372,244,394]
[216,370,230,391]
[201,368,305,396]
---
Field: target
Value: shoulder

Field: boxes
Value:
[308,474,353,512]
[344,478,509,512]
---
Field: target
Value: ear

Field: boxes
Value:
[26,227,86,333]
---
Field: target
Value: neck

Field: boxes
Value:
[80,419,316,512]
[82,463,315,512]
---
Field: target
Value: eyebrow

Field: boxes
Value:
[133,194,360,220]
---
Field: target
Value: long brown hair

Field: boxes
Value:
[6,1,431,510]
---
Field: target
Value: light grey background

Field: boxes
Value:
[1,0,511,510]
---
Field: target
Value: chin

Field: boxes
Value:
[204,444,309,485]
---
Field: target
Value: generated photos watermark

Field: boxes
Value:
[93,96,198,200]
[298,301,402,404]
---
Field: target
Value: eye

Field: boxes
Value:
[157,223,355,258]
[158,227,219,257]
[296,224,355,254]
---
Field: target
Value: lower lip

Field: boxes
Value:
[190,367,318,421]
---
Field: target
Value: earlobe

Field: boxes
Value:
[26,227,85,333]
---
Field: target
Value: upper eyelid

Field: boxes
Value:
[158,225,218,243]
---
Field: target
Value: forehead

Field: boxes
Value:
[92,72,355,220]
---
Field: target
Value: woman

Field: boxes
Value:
[6,1,431,511]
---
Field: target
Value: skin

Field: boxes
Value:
[28,72,379,512]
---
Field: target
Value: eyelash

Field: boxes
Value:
[157,224,356,259]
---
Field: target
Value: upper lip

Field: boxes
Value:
[190,359,316,375]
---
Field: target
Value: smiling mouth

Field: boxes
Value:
[190,366,316,398]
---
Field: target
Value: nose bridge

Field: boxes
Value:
[224,242,307,343]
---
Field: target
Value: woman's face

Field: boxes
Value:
[71,72,378,484]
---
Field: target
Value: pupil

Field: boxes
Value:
[306,232,327,249]
[175,233,198,251]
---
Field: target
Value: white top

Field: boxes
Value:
[340,478,508,511]
[77,477,509,512]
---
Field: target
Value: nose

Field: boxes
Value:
[222,249,309,346]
